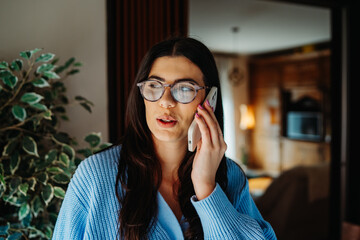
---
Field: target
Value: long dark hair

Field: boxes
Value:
[115,37,228,240]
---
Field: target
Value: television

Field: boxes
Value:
[286,111,323,141]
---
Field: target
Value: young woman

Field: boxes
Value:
[52,37,276,240]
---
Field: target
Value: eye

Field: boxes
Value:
[178,83,195,92]
[146,81,162,89]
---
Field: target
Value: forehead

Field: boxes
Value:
[149,56,205,85]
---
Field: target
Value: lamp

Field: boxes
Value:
[239,104,255,130]
[239,104,255,166]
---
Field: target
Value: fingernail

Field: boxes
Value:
[206,100,210,106]
[198,104,204,110]
[195,113,200,118]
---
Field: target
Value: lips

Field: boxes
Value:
[156,115,177,128]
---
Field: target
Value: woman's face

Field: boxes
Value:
[144,56,206,145]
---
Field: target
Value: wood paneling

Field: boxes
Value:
[249,50,330,173]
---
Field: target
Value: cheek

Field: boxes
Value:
[144,101,153,125]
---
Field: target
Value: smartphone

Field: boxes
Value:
[188,87,218,152]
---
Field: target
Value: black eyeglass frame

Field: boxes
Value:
[137,78,210,104]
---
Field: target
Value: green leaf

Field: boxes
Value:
[74,95,86,101]
[75,95,94,105]
[62,144,75,161]
[51,58,59,65]
[52,173,70,184]
[21,212,32,227]
[19,203,30,220]
[28,177,37,191]
[99,143,112,150]
[41,184,54,206]
[0,222,10,235]
[54,186,65,199]
[80,102,92,113]
[20,48,42,59]
[2,75,18,89]
[35,53,55,63]
[0,61,9,69]
[10,177,21,191]
[43,109,52,120]
[67,69,79,75]
[54,65,66,74]
[65,57,75,68]
[36,63,54,73]
[12,105,26,122]
[31,48,43,54]
[10,151,20,175]
[59,152,70,167]
[31,195,43,217]
[8,232,22,240]
[52,132,70,144]
[0,164,5,191]
[32,78,50,88]
[30,102,48,111]
[44,225,53,239]
[0,70,12,78]
[43,71,60,79]
[21,92,44,104]
[18,183,29,196]
[22,136,39,156]
[11,59,23,71]
[60,115,69,121]
[77,148,92,158]
[2,139,18,156]
[36,172,48,185]
[74,62,82,67]
[45,149,58,163]
[20,50,32,59]
[85,133,101,148]
[46,167,63,174]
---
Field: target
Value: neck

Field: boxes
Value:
[152,136,188,183]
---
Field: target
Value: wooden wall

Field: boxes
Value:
[248,50,331,173]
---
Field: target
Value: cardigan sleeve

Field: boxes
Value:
[191,160,276,240]
[52,161,90,240]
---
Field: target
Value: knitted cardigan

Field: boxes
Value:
[52,145,276,239]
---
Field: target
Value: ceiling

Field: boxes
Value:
[189,0,331,55]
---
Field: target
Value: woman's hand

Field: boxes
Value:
[191,100,227,200]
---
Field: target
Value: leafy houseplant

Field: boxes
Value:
[0,49,111,239]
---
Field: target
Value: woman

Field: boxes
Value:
[52,37,276,240]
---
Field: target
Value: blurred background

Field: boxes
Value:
[1,0,358,239]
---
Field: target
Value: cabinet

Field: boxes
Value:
[248,50,330,173]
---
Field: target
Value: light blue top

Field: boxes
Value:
[52,145,276,239]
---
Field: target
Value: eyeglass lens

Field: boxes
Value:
[141,80,197,103]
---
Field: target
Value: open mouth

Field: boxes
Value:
[159,119,175,123]
[156,116,177,127]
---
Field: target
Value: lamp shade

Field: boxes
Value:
[239,104,255,130]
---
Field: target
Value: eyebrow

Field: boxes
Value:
[148,75,200,85]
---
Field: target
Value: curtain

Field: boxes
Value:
[107,0,188,143]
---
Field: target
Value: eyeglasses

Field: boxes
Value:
[137,79,209,104]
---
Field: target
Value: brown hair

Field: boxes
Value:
[115,37,228,239]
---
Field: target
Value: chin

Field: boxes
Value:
[152,131,186,144]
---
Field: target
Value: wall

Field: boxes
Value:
[0,0,109,146]
[214,54,250,166]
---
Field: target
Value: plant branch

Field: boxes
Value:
[0,61,35,112]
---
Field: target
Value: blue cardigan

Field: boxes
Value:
[52,145,276,239]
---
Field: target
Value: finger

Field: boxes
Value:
[204,100,223,137]
[197,104,220,147]
[194,113,212,147]
[203,101,227,153]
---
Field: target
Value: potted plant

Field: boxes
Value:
[0,49,111,239]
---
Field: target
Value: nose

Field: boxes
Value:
[158,86,176,108]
